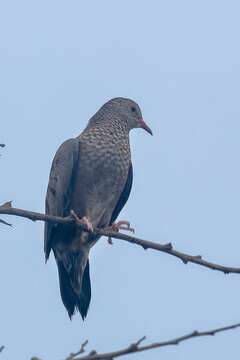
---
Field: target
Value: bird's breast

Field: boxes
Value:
[70,137,130,227]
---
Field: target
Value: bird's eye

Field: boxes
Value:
[131,106,136,113]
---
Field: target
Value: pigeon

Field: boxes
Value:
[44,97,152,319]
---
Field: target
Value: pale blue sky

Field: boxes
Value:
[1,1,240,359]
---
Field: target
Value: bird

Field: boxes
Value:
[44,97,152,319]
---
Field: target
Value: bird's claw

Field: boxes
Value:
[70,210,94,232]
[82,216,94,232]
[107,220,135,245]
[111,220,135,233]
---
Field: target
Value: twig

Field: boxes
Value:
[0,346,5,354]
[0,204,240,274]
[66,323,240,359]
[0,218,12,226]
[66,340,89,360]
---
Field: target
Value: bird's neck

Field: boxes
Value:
[85,112,130,136]
[79,119,131,155]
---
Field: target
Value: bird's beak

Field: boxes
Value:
[139,119,153,136]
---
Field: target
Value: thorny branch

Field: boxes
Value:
[0,202,240,274]
[30,322,240,360]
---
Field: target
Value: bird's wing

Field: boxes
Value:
[110,162,133,224]
[44,138,80,260]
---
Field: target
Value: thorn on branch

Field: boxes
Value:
[192,255,202,260]
[163,242,173,250]
[0,201,12,209]
[88,350,97,356]
[129,336,146,352]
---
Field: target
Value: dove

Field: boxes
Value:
[44,97,152,319]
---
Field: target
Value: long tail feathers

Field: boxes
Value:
[78,260,91,318]
[56,252,91,320]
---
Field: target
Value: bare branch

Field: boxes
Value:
[64,322,240,359]
[66,340,89,360]
[0,204,240,274]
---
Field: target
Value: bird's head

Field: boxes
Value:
[99,97,153,135]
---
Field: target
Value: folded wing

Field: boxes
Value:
[44,138,80,260]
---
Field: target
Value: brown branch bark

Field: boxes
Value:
[0,203,240,274]
[63,322,240,360]
[29,323,240,360]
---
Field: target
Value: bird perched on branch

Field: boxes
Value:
[44,97,152,319]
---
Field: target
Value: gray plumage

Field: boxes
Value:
[44,97,152,319]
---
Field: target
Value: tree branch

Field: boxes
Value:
[0,203,240,274]
[66,341,89,360]
[62,322,240,360]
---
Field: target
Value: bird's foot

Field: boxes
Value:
[70,210,94,232]
[111,220,135,233]
[107,220,135,245]
[81,216,94,232]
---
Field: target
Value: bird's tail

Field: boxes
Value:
[55,249,91,320]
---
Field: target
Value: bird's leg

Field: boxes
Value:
[70,210,94,233]
[107,220,135,245]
